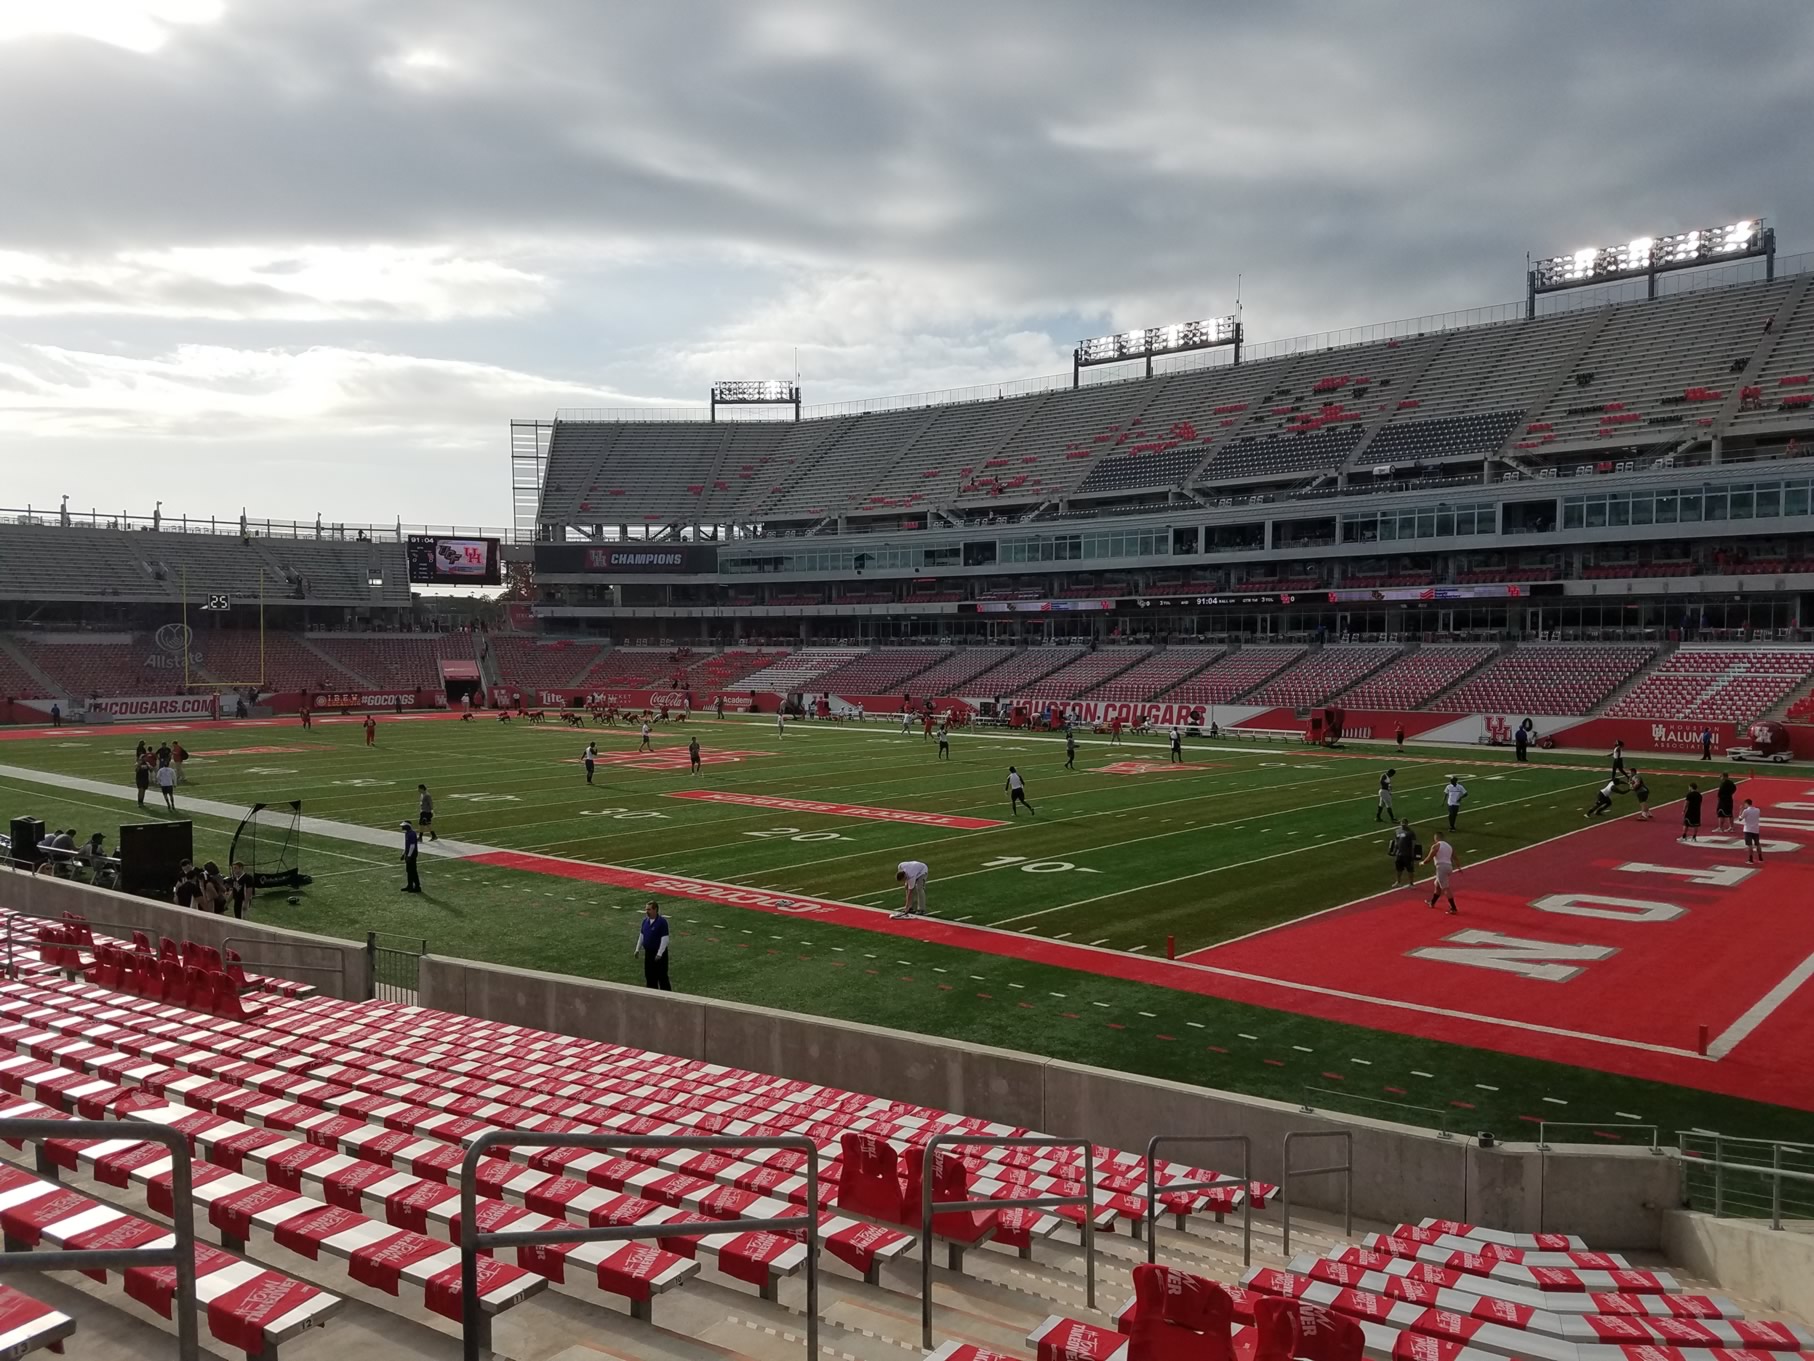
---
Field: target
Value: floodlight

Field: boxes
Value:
[711,380,797,403]
[708,379,801,422]
[1073,315,1240,382]
[1529,217,1771,310]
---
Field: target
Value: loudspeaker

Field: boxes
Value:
[118,821,193,899]
[8,817,43,870]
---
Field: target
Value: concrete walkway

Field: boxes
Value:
[0,763,492,859]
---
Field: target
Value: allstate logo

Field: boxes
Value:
[155,623,193,655]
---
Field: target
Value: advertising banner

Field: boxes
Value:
[309,690,446,712]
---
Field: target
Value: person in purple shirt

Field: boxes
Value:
[634,899,671,990]
[399,821,421,893]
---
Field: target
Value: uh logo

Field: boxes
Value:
[1483,715,1512,744]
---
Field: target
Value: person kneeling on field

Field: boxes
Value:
[892,860,930,919]
[1585,778,1617,819]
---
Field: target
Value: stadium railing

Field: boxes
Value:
[1678,1130,1814,1230]
[457,1131,822,1361]
[1536,1120,1661,1152]
[1142,1134,1253,1266]
[0,506,513,543]
[0,1117,200,1360]
[1278,1130,1352,1255]
[918,1135,1096,1350]
[1301,1087,1452,1139]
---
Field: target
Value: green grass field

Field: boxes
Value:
[3,712,1809,1146]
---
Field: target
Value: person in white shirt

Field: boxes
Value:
[155,761,178,810]
[638,721,653,753]
[1443,775,1467,830]
[1168,726,1183,764]
[582,741,597,784]
[900,709,912,735]
[1376,769,1395,822]
[893,860,930,919]
[1422,834,1459,914]
[1005,766,1035,816]
[777,709,786,737]
[1586,778,1617,819]
[1741,799,1764,863]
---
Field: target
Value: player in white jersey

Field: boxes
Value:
[1422,834,1459,914]
[1742,799,1764,863]
[1005,766,1035,816]
[892,860,930,918]
[1376,769,1395,822]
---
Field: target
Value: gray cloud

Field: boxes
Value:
[1,0,1809,522]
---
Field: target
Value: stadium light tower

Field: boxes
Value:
[1073,316,1240,387]
[1527,218,1772,317]
[709,380,801,422]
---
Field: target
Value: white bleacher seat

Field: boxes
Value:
[0,1283,75,1359]
[0,1150,341,1355]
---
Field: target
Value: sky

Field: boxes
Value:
[1,0,1808,531]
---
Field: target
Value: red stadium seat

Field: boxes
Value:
[1125,1264,1237,1361]
[1252,1297,1364,1361]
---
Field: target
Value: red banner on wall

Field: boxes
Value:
[309,689,445,712]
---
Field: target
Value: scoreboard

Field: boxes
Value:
[406,535,502,585]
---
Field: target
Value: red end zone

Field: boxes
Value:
[664,790,1005,829]
[1186,777,1814,1110]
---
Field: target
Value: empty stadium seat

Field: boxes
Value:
[1429,645,1655,716]
[1604,646,1814,724]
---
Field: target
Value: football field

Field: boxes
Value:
[3,710,1811,1144]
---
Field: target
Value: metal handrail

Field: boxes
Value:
[1280,1130,1353,1254]
[458,1132,820,1361]
[1301,1086,1451,1138]
[1678,1130,1814,1230]
[1143,1134,1252,1266]
[920,1135,1095,1350]
[0,1118,199,1360]
[220,936,350,996]
[1537,1121,1661,1152]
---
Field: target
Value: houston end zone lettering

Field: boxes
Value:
[1530,893,1685,924]
[1409,931,1616,983]
[1617,863,1757,888]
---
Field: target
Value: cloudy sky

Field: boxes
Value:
[1,0,1807,530]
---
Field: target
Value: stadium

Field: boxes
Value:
[4,9,1814,1361]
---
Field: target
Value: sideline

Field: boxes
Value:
[0,763,490,859]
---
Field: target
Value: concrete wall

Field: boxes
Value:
[0,867,369,1000]
[421,955,1682,1248]
[1663,1209,1814,1320]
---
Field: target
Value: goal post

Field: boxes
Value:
[182,566,268,689]
[227,800,312,888]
